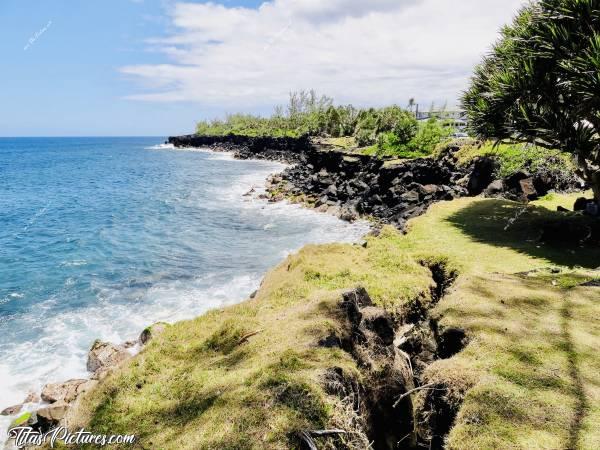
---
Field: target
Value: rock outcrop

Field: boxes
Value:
[41,379,97,404]
[87,340,131,375]
[0,405,22,417]
[167,134,313,163]
[267,147,470,229]
[36,402,69,431]
[3,340,131,439]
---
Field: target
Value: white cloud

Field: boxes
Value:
[121,0,527,110]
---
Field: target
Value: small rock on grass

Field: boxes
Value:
[139,322,170,345]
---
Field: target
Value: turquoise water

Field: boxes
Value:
[0,137,368,435]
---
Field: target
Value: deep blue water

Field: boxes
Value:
[0,137,367,434]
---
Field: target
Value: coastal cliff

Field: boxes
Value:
[5,137,598,450]
[55,192,599,450]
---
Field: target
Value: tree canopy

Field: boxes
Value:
[462,0,600,201]
[196,90,453,158]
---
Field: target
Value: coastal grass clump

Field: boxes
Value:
[72,192,599,449]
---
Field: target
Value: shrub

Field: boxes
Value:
[450,140,578,187]
[410,118,453,154]
[376,106,419,144]
[375,117,452,158]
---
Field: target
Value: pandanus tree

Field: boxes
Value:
[462,0,600,204]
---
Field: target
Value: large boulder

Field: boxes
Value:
[484,179,504,197]
[1,391,41,417]
[467,157,498,195]
[400,190,420,203]
[41,379,96,404]
[339,204,359,222]
[87,340,131,374]
[504,171,539,200]
[574,197,589,211]
[518,177,538,200]
[36,402,69,432]
[419,184,440,196]
[325,184,338,197]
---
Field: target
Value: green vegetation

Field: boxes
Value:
[196,91,453,159]
[371,118,453,158]
[71,193,599,449]
[462,0,600,202]
[448,139,577,179]
[196,91,358,138]
[10,412,32,428]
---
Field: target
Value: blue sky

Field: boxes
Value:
[0,0,524,137]
[0,0,254,136]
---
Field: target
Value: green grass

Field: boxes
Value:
[313,136,357,150]
[449,139,576,179]
[71,193,599,449]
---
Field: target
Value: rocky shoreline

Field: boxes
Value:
[168,134,313,163]
[1,323,169,446]
[168,134,580,231]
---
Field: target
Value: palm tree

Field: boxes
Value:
[462,0,600,205]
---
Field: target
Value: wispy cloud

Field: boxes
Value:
[120,0,526,109]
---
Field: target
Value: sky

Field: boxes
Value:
[0,0,525,137]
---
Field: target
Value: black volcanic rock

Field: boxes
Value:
[168,134,582,231]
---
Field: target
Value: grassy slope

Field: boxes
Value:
[71,193,599,449]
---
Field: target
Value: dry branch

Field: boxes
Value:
[237,329,263,346]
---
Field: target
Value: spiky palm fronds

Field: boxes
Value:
[462,0,600,200]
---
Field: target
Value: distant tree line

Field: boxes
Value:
[196,90,454,158]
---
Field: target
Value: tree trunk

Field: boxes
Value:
[591,170,600,205]
[577,154,600,204]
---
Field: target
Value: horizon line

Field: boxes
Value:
[0,135,171,139]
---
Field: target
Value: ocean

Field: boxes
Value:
[0,137,369,438]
